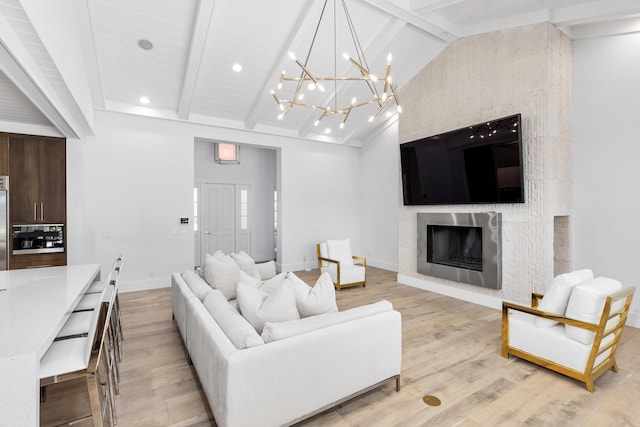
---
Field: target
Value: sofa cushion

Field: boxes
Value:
[202,290,264,349]
[536,269,594,328]
[236,281,299,333]
[231,251,261,279]
[255,260,277,280]
[182,269,212,301]
[327,238,354,265]
[565,277,623,344]
[262,300,393,343]
[288,272,338,318]
[204,252,241,300]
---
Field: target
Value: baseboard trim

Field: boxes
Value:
[120,277,169,293]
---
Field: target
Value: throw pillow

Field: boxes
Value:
[535,269,594,328]
[255,260,277,280]
[327,238,354,265]
[202,290,264,349]
[231,251,261,279]
[201,250,223,282]
[204,253,241,300]
[237,270,263,289]
[288,272,338,317]
[565,277,623,345]
[236,281,299,333]
[259,272,288,294]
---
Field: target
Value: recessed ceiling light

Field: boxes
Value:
[232,63,242,72]
[138,39,154,50]
[139,96,150,104]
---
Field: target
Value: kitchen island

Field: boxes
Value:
[0,264,101,427]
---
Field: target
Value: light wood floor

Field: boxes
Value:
[41,267,640,426]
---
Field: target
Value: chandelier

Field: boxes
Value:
[270,0,402,130]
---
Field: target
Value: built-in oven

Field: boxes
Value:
[12,224,65,254]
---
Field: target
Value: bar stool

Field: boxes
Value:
[40,285,119,426]
[55,273,112,340]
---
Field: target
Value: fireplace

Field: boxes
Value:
[417,212,502,289]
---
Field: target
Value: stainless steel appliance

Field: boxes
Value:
[12,224,65,254]
[0,176,7,270]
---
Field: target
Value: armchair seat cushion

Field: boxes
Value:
[508,311,613,373]
[325,264,365,285]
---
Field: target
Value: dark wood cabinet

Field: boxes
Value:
[5,133,67,269]
[9,135,66,224]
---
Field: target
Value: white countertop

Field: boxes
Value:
[0,264,101,359]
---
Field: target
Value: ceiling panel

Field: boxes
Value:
[0,71,51,125]
[91,0,197,110]
[1,0,639,143]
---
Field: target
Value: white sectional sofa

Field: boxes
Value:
[171,261,402,427]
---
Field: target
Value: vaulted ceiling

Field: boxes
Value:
[1,0,639,146]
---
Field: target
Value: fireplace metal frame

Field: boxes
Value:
[417,212,502,289]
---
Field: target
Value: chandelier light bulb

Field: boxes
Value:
[278,113,284,120]
[324,128,331,134]
[397,106,403,113]
[386,111,393,118]
[271,1,402,129]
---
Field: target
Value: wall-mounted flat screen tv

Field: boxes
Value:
[400,113,524,205]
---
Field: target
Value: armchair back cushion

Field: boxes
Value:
[536,269,593,328]
[327,239,354,265]
[565,277,623,344]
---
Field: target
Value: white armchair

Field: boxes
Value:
[502,272,635,392]
[316,239,366,291]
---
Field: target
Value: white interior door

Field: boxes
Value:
[201,183,235,262]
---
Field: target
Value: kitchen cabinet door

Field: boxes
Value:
[9,136,66,224]
[9,135,40,223]
[37,137,66,223]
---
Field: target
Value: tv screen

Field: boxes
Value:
[400,114,524,205]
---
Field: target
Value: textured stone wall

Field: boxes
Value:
[398,23,572,302]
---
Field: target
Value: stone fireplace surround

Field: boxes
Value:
[397,22,572,307]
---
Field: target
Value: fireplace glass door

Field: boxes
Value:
[427,225,483,272]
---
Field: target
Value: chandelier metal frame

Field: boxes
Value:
[271,0,401,129]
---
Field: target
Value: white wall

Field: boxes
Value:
[359,120,400,271]
[572,32,640,323]
[279,139,361,272]
[67,110,361,290]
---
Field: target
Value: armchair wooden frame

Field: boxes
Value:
[316,244,366,291]
[502,286,635,392]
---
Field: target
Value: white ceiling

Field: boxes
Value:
[1,0,639,145]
